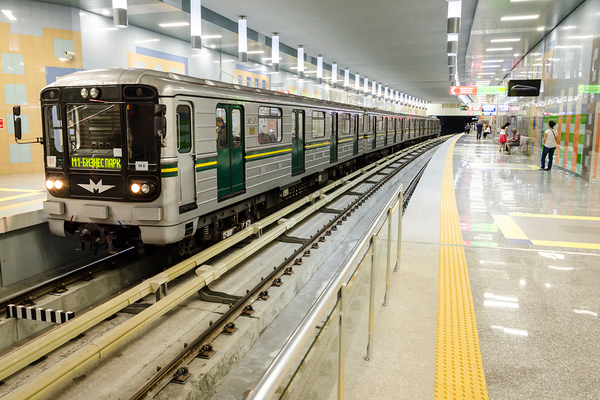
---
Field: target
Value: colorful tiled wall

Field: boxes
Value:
[0,18,82,175]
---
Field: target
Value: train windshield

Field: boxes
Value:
[126,103,159,171]
[43,105,64,168]
[66,103,124,170]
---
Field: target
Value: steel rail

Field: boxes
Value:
[129,139,445,399]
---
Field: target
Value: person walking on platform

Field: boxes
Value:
[541,121,558,170]
[483,124,491,139]
[498,122,509,152]
[465,123,470,135]
[475,122,483,140]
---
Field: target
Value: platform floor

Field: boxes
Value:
[0,173,45,217]
[350,134,600,400]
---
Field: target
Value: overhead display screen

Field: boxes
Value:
[507,79,541,97]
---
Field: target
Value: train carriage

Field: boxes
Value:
[15,68,438,253]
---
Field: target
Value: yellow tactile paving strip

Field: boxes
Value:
[434,136,489,400]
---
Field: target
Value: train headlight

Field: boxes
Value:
[46,180,55,189]
[131,183,141,194]
[80,88,89,99]
[90,87,100,99]
[141,183,150,194]
[54,180,63,189]
[46,177,66,195]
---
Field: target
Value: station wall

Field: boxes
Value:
[0,0,413,176]
[497,0,600,182]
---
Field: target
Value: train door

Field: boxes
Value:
[330,112,338,163]
[372,116,377,149]
[384,118,388,146]
[291,110,305,175]
[216,104,245,199]
[353,115,359,155]
[176,103,197,212]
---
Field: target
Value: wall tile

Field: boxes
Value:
[1,53,25,74]
[8,143,31,163]
[53,38,74,59]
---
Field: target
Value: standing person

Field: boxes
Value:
[465,123,470,135]
[541,121,558,170]
[476,121,484,140]
[498,122,509,152]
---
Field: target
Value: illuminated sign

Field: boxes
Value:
[71,157,122,169]
[478,86,507,95]
[578,85,600,94]
[0,118,3,129]
[450,86,477,95]
[469,106,482,111]
[482,105,496,112]
[508,106,520,111]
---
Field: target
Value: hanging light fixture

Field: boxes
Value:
[355,73,360,93]
[364,77,369,94]
[112,0,128,28]
[272,33,279,72]
[378,83,382,99]
[238,17,247,62]
[372,81,376,97]
[297,46,304,79]
[317,55,323,84]
[447,0,462,35]
[344,68,350,91]
[190,0,201,49]
[331,62,338,88]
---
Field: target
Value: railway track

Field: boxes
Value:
[0,136,449,400]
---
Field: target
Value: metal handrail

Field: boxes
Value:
[247,182,404,400]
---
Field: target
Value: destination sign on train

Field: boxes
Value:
[71,157,122,169]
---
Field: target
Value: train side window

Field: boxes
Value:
[216,108,227,149]
[341,114,350,135]
[311,111,325,138]
[177,105,191,153]
[43,105,64,168]
[258,106,282,144]
[368,115,373,133]
[377,117,384,133]
[232,109,242,148]
[358,115,364,134]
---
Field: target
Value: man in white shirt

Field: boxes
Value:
[540,121,558,171]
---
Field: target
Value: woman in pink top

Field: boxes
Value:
[498,123,509,152]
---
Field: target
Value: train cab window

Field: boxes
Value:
[216,108,227,149]
[177,105,191,153]
[67,103,126,169]
[311,111,325,138]
[126,103,158,171]
[43,105,64,168]
[258,106,282,144]
[341,114,351,135]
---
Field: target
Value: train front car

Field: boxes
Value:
[41,72,165,253]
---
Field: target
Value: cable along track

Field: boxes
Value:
[0,137,448,400]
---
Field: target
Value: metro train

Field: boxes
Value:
[13,68,439,254]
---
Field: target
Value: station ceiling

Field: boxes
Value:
[37,0,585,103]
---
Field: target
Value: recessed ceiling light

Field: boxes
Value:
[1,9,17,20]
[478,72,496,75]
[501,15,539,21]
[481,65,500,68]
[491,38,521,42]
[201,35,223,39]
[101,9,111,16]
[134,39,160,44]
[514,53,520,57]
[247,50,264,54]
[159,22,190,27]
[562,26,577,30]
[210,44,216,49]
[482,59,504,63]
[486,48,513,52]
[537,26,545,31]
[568,35,594,39]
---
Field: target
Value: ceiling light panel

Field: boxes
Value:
[491,38,520,42]
[159,22,190,27]
[486,47,513,52]
[501,15,539,21]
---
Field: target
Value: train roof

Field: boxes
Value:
[46,68,436,120]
